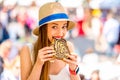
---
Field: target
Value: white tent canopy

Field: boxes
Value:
[2,0,83,7]
[89,0,120,9]
[36,0,83,8]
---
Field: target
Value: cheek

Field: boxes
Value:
[47,34,52,41]
[64,30,67,34]
[47,30,54,42]
[63,30,67,36]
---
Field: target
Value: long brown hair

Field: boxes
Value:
[33,24,50,80]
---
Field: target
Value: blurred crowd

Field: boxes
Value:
[0,1,38,80]
[0,0,120,80]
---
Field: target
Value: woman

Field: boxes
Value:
[20,2,80,80]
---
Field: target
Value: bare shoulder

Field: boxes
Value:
[20,45,32,64]
[67,41,75,53]
[20,45,29,51]
[20,45,30,57]
[20,45,33,80]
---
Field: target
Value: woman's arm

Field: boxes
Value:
[20,45,55,80]
[66,41,81,80]
[20,45,42,80]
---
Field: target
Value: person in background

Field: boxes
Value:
[82,48,99,79]
[90,70,100,80]
[20,2,80,80]
[0,40,12,69]
[103,10,120,57]
[0,22,9,44]
[0,56,17,80]
[82,48,99,65]
[114,25,120,64]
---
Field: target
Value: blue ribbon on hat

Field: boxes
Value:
[39,13,69,26]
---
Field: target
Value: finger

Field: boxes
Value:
[66,54,77,61]
[44,53,56,58]
[39,46,54,52]
[44,50,56,55]
[71,54,78,58]
[41,57,54,62]
[38,51,55,60]
[63,58,77,65]
[39,49,55,55]
[69,54,78,59]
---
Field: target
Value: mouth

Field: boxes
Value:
[51,36,62,45]
[52,36,63,40]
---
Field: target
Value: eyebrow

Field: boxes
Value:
[51,23,58,25]
[51,22,67,25]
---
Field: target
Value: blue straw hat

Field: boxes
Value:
[33,2,75,36]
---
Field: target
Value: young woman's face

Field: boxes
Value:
[47,21,68,42]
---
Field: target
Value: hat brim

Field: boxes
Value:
[33,19,76,36]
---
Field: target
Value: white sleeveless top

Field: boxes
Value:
[27,43,71,80]
[49,65,70,80]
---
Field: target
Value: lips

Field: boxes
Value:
[51,36,63,44]
[52,36,63,39]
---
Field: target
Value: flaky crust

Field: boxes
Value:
[51,38,70,60]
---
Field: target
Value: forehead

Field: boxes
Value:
[48,21,67,25]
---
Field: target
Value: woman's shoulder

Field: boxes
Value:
[21,43,35,64]
[20,43,34,60]
[21,43,34,51]
[20,43,34,65]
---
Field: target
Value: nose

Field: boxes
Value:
[57,28,64,36]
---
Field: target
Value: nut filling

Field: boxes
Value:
[51,38,70,60]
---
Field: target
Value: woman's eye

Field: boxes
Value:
[62,25,67,29]
[52,26,57,29]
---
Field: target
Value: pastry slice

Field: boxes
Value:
[51,38,70,60]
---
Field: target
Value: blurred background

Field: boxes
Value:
[0,0,120,80]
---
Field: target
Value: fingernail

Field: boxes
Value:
[63,58,66,60]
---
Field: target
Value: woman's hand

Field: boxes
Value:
[63,53,78,70]
[36,46,56,65]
